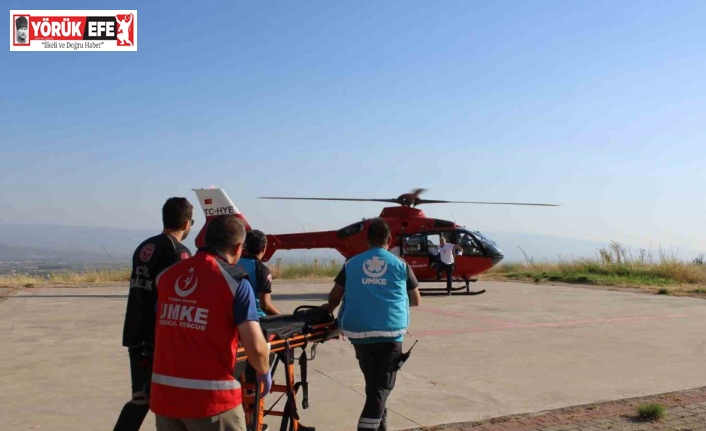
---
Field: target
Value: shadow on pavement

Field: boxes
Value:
[272,293,328,301]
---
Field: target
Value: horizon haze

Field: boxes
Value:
[0,223,699,267]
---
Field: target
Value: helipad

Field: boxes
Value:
[1,281,705,430]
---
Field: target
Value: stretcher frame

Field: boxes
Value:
[235,311,340,431]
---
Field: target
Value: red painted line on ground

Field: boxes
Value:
[413,314,688,337]
[416,306,519,327]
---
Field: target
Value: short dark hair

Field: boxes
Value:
[367,218,391,247]
[162,197,193,230]
[206,215,246,253]
[245,229,267,256]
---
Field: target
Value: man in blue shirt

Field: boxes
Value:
[236,229,282,317]
[322,219,420,431]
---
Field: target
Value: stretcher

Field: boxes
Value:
[234,306,340,431]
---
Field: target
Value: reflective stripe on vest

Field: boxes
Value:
[341,328,407,339]
[216,263,239,297]
[152,372,241,390]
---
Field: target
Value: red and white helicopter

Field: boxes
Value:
[193,188,557,294]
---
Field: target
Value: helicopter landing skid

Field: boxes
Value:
[418,278,486,296]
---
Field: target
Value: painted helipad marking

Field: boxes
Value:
[417,306,520,326]
[413,314,688,337]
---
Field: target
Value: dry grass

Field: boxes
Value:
[488,241,706,295]
[267,258,341,280]
[0,259,342,287]
[0,269,131,287]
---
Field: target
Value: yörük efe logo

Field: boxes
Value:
[10,10,137,52]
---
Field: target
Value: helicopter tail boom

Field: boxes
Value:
[192,188,252,248]
[262,230,348,262]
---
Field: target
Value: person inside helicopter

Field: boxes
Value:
[436,235,463,294]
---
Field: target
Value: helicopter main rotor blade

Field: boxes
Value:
[259,197,399,204]
[417,199,559,206]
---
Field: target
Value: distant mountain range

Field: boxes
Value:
[0,223,625,265]
[0,243,96,261]
[483,230,608,262]
[0,224,153,263]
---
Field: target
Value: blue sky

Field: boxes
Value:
[2,0,705,255]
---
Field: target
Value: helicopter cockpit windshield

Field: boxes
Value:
[467,230,503,259]
[448,229,502,259]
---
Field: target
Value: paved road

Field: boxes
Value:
[1,281,705,430]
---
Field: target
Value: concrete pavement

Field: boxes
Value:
[1,280,705,430]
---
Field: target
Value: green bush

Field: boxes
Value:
[637,403,665,421]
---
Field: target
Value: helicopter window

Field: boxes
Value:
[336,222,364,239]
[426,234,440,256]
[401,234,426,256]
[455,231,484,256]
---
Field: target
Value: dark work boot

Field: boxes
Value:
[377,409,387,431]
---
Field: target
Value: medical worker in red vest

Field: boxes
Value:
[151,215,271,431]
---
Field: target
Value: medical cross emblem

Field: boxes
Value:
[363,256,387,278]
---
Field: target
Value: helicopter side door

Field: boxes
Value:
[400,233,441,281]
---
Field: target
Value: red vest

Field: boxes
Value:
[150,252,242,418]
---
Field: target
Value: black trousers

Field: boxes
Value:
[353,342,403,431]
[113,345,153,431]
[437,262,454,292]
